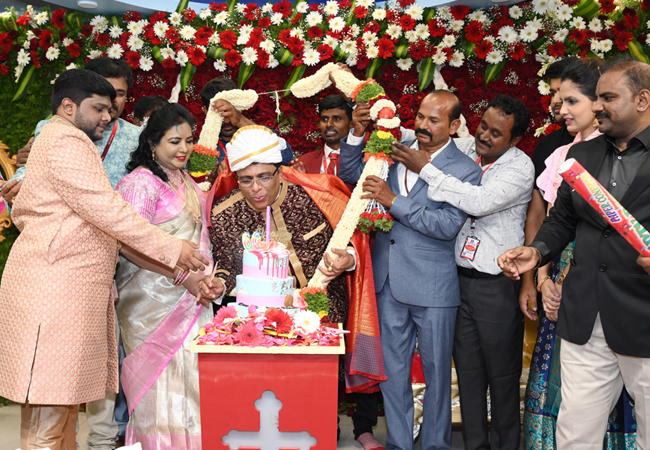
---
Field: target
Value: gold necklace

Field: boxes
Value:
[166,172,201,224]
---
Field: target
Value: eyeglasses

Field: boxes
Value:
[237,168,279,188]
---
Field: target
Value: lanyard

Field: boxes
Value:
[470,156,496,233]
[100,120,119,161]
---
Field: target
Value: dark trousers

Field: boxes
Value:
[352,392,379,439]
[454,272,523,450]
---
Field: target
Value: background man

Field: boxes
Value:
[339,90,482,450]
[393,95,533,450]
[499,60,650,450]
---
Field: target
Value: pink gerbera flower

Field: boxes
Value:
[213,306,238,327]
[234,320,264,347]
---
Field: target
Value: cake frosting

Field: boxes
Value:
[236,236,294,307]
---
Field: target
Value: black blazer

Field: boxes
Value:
[532,134,650,357]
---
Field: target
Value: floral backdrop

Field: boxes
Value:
[0,0,650,274]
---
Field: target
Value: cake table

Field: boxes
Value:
[190,324,345,450]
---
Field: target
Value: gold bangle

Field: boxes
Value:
[389,195,397,207]
[531,247,543,270]
[536,276,551,292]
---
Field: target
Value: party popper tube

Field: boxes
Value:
[559,158,650,256]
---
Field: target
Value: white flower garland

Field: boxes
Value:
[290,62,339,98]
[376,117,401,129]
[369,98,396,120]
[197,89,259,149]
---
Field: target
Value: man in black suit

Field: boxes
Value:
[498,60,650,449]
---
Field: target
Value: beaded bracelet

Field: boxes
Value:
[173,268,190,286]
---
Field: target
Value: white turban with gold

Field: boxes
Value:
[226,125,285,172]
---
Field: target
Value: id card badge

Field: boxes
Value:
[460,236,480,261]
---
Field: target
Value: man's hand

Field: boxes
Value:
[318,248,355,283]
[177,240,210,272]
[518,274,538,321]
[361,175,396,209]
[289,159,307,173]
[16,137,34,168]
[390,142,429,174]
[497,246,540,280]
[540,280,562,322]
[192,275,225,307]
[351,103,372,138]
[1,178,22,206]
[211,99,254,129]
[328,63,354,100]
[638,255,650,275]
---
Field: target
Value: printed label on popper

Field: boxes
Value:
[460,236,480,261]
[242,231,263,250]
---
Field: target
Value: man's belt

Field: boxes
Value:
[457,266,503,279]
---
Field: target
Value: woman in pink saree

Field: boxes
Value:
[115,104,222,449]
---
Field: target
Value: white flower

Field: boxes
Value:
[362,31,378,45]
[441,34,456,48]
[532,0,551,15]
[484,36,495,44]
[140,56,153,71]
[296,2,309,13]
[437,6,452,21]
[90,15,108,33]
[432,51,447,65]
[63,37,74,47]
[450,50,464,67]
[350,24,361,37]
[346,54,357,66]
[324,36,339,48]
[396,58,413,71]
[415,24,430,40]
[45,46,60,61]
[235,3,246,13]
[214,60,227,72]
[538,80,550,95]
[358,0,374,6]
[405,4,424,21]
[486,50,504,64]
[405,30,418,43]
[329,17,345,32]
[600,39,613,52]
[209,33,221,45]
[260,39,275,53]
[154,21,169,38]
[107,43,124,59]
[528,19,544,29]
[176,49,188,67]
[555,4,573,21]
[214,11,229,25]
[169,11,182,26]
[290,28,304,39]
[22,39,30,50]
[341,39,358,56]
[127,21,143,36]
[88,49,103,59]
[109,25,123,39]
[306,11,323,26]
[14,65,23,81]
[268,55,279,69]
[127,35,144,51]
[161,46,175,59]
[520,25,538,43]
[237,24,252,45]
[271,13,283,25]
[303,48,321,66]
[450,20,464,33]
[604,19,614,30]
[200,8,212,20]
[386,24,402,39]
[570,17,585,29]
[589,18,603,32]
[366,43,378,59]
[34,11,49,26]
[498,26,518,44]
[372,8,386,21]
[262,3,273,13]
[509,5,523,19]
[468,10,488,23]
[294,311,321,334]
[241,47,258,65]
[554,28,568,42]
[324,0,339,16]
[180,25,196,41]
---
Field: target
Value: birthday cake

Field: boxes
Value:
[236,232,294,307]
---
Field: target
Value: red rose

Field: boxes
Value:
[397,106,412,121]
[162,56,176,69]
[466,116,481,134]
[454,79,467,91]
[257,49,269,68]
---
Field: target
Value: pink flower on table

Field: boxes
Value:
[214,306,238,327]
[234,320,265,347]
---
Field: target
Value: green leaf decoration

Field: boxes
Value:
[64,11,82,28]
[304,291,329,315]
[628,39,650,64]
[485,61,505,85]
[180,63,197,93]
[365,58,383,79]
[418,57,435,92]
[283,65,307,97]
[207,47,227,60]
[237,63,257,88]
[12,64,36,102]
[363,130,396,155]
[356,83,385,103]
[226,0,238,13]
[175,0,190,13]
[573,0,601,19]
[187,152,218,173]
[0,14,17,31]
[275,48,295,67]
[395,43,409,59]
[151,46,163,64]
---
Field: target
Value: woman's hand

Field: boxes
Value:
[184,273,224,307]
[540,279,562,322]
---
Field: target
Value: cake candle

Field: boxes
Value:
[266,206,271,242]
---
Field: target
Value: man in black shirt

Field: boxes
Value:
[499,60,650,450]
[520,57,577,319]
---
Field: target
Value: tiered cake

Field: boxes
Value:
[236,232,294,307]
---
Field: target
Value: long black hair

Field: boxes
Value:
[561,58,605,101]
[126,103,196,182]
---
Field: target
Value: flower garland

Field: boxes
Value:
[196,305,341,348]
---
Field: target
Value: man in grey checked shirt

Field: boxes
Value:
[393,94,534,450]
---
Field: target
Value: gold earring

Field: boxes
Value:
[151,148,156,160]
[593,118,599,128]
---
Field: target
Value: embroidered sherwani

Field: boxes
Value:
[0,116,182,405]
[210,180,348,323]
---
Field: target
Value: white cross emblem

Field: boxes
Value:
[222,390,317,450]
